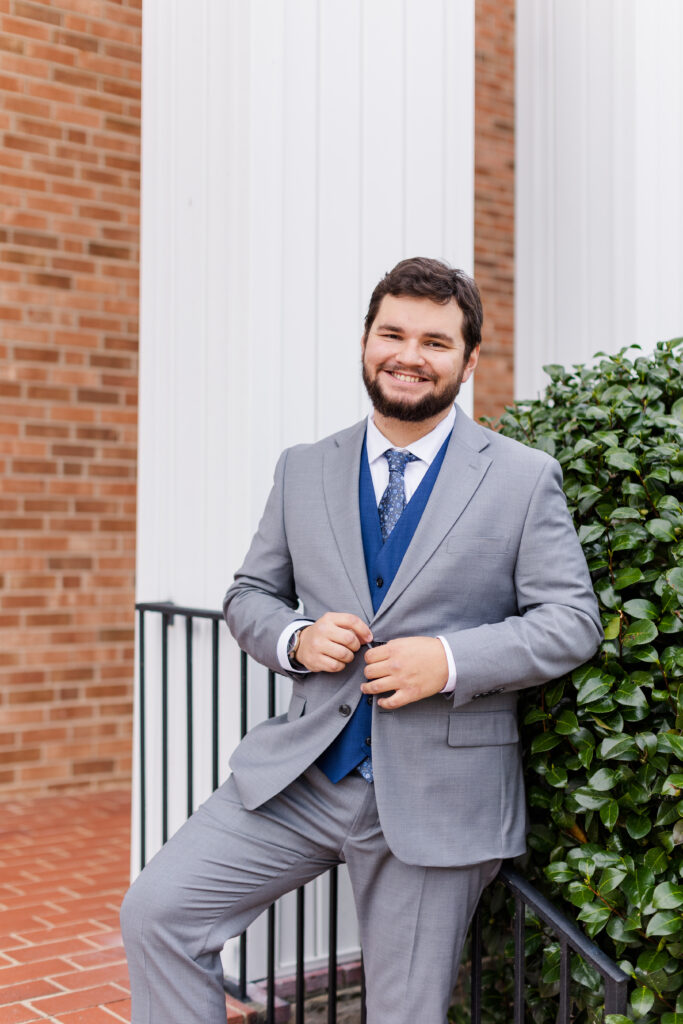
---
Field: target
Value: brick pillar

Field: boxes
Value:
[0,0,141,794]
[474,0,515,421]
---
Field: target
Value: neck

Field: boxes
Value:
[372,407,451,447]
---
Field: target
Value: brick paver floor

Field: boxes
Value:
[0,791,252,1024]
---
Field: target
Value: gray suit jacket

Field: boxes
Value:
[223,406,602,867]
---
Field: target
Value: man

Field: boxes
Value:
[121,258,601,1023]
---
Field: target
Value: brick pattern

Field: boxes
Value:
[0,1,141,795]
[473,0,515,421]
[0,791,254,1023]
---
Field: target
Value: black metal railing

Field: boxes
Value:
[135,601,629,1022]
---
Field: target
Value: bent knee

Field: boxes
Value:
[120,865,178,947]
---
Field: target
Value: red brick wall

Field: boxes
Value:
[0,0,141,795]
[474,0,515,421]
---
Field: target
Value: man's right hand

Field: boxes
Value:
[296,613,372,673]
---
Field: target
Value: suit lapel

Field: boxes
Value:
[322,420,374,623]
[370,406,492,626]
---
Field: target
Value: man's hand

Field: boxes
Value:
[361,637,448,709]
[297,613,372,673]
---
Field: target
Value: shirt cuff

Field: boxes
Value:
[276,619,314,673]
[436,635,457,693]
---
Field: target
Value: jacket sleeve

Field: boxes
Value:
[223,449,305,675]
[445,456,602,707]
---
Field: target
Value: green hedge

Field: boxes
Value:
[458,339,683,1024]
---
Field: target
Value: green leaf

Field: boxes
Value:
[599,735,638,760]
[546,764,568,788]
[600,800,619,830]
[588,767,618,791]
[545,862,575,883]
[576,671,612,705]
[606,448,639,471]
[667,567,683,594]
[622,598,659,620]
[530,732,562,754]
[646,910,681,936]
[626,814,651,839]
[613,567,644,590]
[623,867,655,908]
[662,773,683,796]
[643,848,669,873]
[653,881,683,910]
[605,1017,632,1024]
[599,866,628,893]
[577,902,611,935]
[579,523,607,544]
[603,615,622,639]
[674,820,683,845]
[622,618,659,646]
[573,787,610,810]
[614,681,649,706]
[555,709,579,734]
[630,986,655,1016]
[646,518,677,542]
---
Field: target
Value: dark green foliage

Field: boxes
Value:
[454,339,683,1024]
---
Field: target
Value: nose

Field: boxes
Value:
[396,337,425,365]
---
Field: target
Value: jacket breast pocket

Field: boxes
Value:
[446,534,510,555]
[447,710,518,747]
[287,693,307,721]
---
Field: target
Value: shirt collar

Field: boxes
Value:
[366,405,456,467]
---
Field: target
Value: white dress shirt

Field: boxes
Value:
[277,407,458,693]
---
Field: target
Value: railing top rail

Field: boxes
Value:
[135,600,224,621]
[499,863,630,985]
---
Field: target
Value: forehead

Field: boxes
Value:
[371,294,465,340]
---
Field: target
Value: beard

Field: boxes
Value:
[361,360,463,423]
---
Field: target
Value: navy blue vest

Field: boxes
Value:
[317,432,451,783]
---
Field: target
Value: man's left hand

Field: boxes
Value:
[361,637,448,709]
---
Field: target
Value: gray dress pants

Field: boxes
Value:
[121,764,500,1024]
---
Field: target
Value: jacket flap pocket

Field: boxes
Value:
[447,710,518,747]
[287,693,307,721]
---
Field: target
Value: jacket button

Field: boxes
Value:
[376,576,384,587]
[338,703,351,716]
[365,736,372,746]
[366,696,373,705]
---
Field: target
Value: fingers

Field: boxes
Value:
[296,612,372,673]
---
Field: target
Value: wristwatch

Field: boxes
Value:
[286,627,306,670]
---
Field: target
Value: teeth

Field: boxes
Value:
[391,372,424,383]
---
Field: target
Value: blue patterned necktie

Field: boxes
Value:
[378,449,419,541]
[356,449,418,784]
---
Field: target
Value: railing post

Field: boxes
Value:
[138,607,146,871]
[327,865,338,1024]
[185,615,193,818]
[513,894,525,1024]
[558,937,570,1024]
[470,904,482,1024]
[161,610,169,844]
[604,976,628,1016]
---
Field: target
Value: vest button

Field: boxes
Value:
[365,737,372,746]
[338,703,351,717]
[366,696,373,705]
[376,576,384,588]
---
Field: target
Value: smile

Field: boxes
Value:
[386,370,429,384]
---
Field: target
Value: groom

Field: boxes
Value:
[122,257,601,1023]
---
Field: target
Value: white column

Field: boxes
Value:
[516,0,683,400]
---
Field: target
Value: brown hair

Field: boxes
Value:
[363,257,483,359]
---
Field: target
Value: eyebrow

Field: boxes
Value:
[375,323,455,344]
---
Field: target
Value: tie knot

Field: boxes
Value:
[384,449,418,476]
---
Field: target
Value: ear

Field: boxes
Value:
[460,345,480,385]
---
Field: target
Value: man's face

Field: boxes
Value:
[361,294,479,423]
